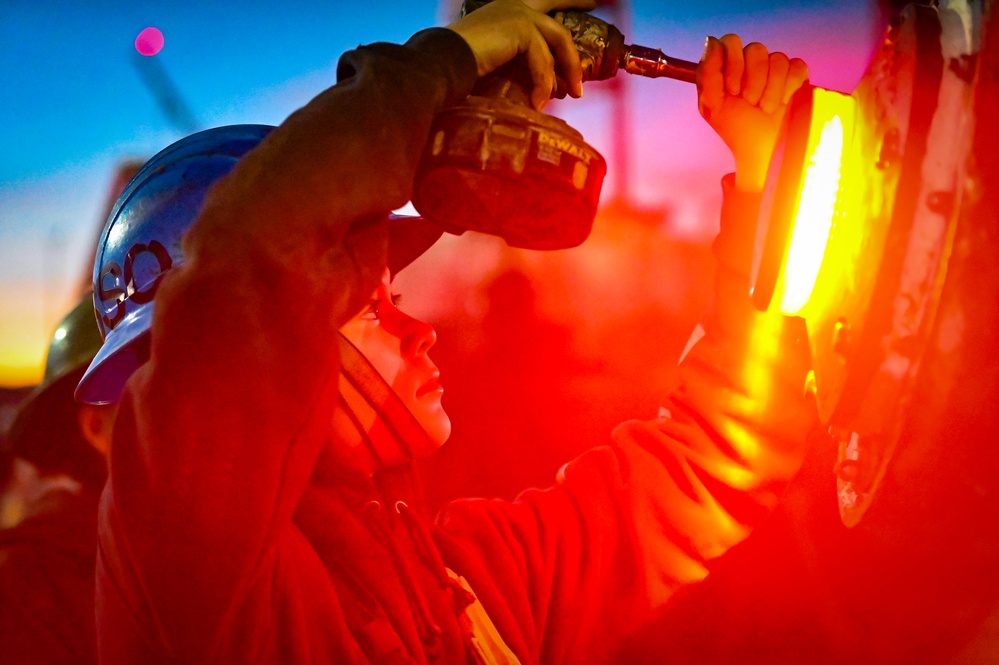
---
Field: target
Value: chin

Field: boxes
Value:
[424,416,451,449]
[416,404,451,449]
[408,390,450,449]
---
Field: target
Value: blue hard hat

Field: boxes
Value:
[76,124,443,405]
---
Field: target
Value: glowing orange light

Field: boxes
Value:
[775,89,857,316]
[780,118,843,314]
[135,27,165,57]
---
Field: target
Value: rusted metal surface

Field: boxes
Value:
[618,0,999,661]
[788,1,979,527]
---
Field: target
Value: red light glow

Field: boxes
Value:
[135,27,165,57]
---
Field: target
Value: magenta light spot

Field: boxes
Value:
[135,27,165,56]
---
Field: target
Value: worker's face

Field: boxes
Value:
[339,269,450,447]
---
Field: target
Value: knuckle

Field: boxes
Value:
[770,51,790,67]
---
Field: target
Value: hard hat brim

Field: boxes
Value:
[75,214,445,406]
[75,301,152,406]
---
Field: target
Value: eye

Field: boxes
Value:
[360,300,381,321]
[360,293,401,322]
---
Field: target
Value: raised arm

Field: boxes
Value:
[97,3,594,661]
[433,36,818,664]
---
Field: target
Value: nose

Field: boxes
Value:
[400,312,436,358]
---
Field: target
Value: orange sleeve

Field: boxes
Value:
[435,174,819,664]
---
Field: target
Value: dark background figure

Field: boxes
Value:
[0,298,116,665]
[419,208,714,512]
[0,389,31,524]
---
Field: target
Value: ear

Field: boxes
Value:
[76,404,117,458]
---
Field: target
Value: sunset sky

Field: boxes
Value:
[0,0,879,387]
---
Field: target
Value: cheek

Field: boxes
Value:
[360,331,405,385]
[340,321,405,386]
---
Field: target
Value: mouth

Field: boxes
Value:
[416,372,443,399]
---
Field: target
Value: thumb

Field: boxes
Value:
[698,36,724,122]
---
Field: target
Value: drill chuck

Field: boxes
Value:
[553,9,698,85]
[411,3,697,251]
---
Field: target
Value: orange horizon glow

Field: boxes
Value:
[0,282,71,388]
[0,345,46,388]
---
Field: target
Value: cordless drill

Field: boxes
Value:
[411,2,698,250]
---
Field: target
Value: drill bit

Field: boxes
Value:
[621,44,699,83]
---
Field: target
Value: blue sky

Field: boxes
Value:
[0,0,879,384]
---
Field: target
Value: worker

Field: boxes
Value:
[76,0,813,661]
[0,297,117,665]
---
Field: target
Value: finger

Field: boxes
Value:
[697,36,724,121]
[719,33,744,96]
[525,31,558,110]
[741,42,769,107]
[533,12,583,97]
[783,57,810,104]
[553,76,569,99]
[759,51,789,114]
[340,219,389,321]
